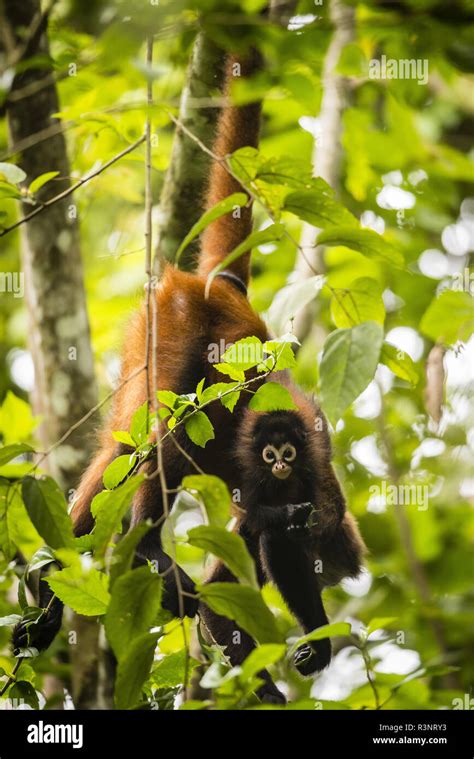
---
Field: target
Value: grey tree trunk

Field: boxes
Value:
[4,0,99,492]
[154,32,225,272]
[3,0,102,709]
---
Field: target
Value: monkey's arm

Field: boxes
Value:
[244,501,313,536]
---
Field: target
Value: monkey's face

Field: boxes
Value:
[262,443,296,480]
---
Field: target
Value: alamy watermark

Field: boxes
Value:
[369,481,429,511]
[369,55,429,86]
[0,271,24,298]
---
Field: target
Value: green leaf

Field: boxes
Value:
[266,276,325,336]
[0,162,26,184]
[112,430,136,447]
[91,474,145,557]
[109,522,151,586]
[240,644,286,681]
[8,681,39,709]
[367,616,398,636]
[261,339,297,371]
[27,545,56,574]
[130,401,150,445]
[330,277,385,328]
[198,582,282,644]
[284,182,357,228]
[0,392,36,445]
[214,362,245,382]
[46,566,110,615]
[0,181,22,199]
[157,390,180,409]
[102,454,137,489]
[200,382,240,413]
[114,632,159,709]
[181,475,231,527]
[205,224,285,295]
[176,193,247,262]
[289,622,352,655]
[151,649,200,688]
[320,322,384,425]
[28,171,60,194]
[105,566,162,660]
[249,382,297,412]
[184,411,215,447]
[381,342,419,384]
[420,290,473,345]
[188,525,257,587]
[0,614,22,627]
[0,444,34,466]
[222,336,264,371]
[21,476,75,550]
[317,226,404,267]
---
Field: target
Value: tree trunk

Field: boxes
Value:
[3,0,102,709]
[153,32,225,272]
[4,0,99,492]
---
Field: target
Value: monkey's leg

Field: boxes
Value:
[199,557,286,704]
[131,451,199,619]
[260,531,331,676]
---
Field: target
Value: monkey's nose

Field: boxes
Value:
[272,460,292,480]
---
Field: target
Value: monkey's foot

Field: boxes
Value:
[257,681,286,705]
[12,599,63,655]
[294,640,331,676]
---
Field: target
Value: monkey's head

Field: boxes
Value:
[249,411,309,484]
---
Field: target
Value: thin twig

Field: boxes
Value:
[0,136,146,238]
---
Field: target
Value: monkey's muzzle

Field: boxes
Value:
[272,460,292,480]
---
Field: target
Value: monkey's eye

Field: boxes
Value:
[282,445,296,462]
[262,446,276,463]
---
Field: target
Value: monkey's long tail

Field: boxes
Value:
[197,50,262,289]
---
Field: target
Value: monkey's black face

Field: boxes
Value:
[252,411,308,485]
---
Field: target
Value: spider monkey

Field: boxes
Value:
[12,49,366,705]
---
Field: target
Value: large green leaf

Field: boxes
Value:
[184,411,215,447]
[102,454,137,489]
[151,649,200,688]
[22,476,75,550]
[181,475,231,528]
[0,443,34,466]
[330,277,385,328]
[198,582,282,644]
[114,632,160,709]
[176,193,247,262]
[420,290,473,345]
[104,566,162,660]
[317,226,404,267]
[320,322,384,425]
[46,566,110,615]
[266,276,325,336]
[381,342,419,384]
[248,382,297,412]
[109,522,151,586]
[91,474,145,557]
[240,644,286,681]
[187,525,257,587]
[284,182,357,228]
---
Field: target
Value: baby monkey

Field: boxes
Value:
[201,403,366,700]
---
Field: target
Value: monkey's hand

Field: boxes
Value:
[285,502,314,540]
[294,639,331,676]
[12,596,63,656]
[162,565,199,619]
